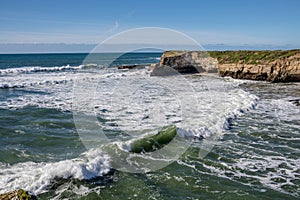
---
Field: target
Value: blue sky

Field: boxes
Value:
[0,0,300,52]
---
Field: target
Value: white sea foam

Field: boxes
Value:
[175,91,300,198]
[0,148,111,195]
[190,154,300,197]
[0,65,84,75]
[270,98,300,121]
[1,66,258,137]
[0,66,260,194]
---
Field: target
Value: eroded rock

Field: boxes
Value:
[152,50,300,82]
[217,52,300,82]
[0,189,36,200]
[151,51,218,76]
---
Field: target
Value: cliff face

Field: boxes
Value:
[151,50,300,82]
[150,51,218,76]
[218,53,300,82]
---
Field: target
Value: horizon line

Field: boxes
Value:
[0,43,299,54]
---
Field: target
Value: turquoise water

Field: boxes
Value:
[0,53,299,199]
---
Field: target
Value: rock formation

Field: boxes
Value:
[0,189,36,200]
[217,52,300,82]
[150,51,218,76]
[151,50,300,82]
[117,64,147,70]
[288,99,300,106]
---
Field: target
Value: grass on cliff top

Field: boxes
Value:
[209,49,300,64]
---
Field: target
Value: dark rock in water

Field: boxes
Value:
[194,135,204,140]
[117,64,146,70]
[0,189,37,200]
[288,99,300,106]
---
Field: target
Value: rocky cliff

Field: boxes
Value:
[214,50,300,82]
[151,50,300,82]
[150,51,218,76]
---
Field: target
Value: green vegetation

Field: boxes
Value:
[209,49,300,65]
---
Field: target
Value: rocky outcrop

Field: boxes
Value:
[288,99,300,106]
[151,50,300,82]
[117,64,147,70]
[218,53,300,82]
[0,189,36,200]
[150,51,218,76]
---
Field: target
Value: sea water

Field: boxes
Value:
[0,53,299,199]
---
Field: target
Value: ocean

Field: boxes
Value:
[0,53,299,199]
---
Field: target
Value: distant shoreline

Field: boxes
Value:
[0,42,299,54]
[0,49,300,55]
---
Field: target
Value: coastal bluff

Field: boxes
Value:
[150,51,218,76]
[151,50,300,82]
